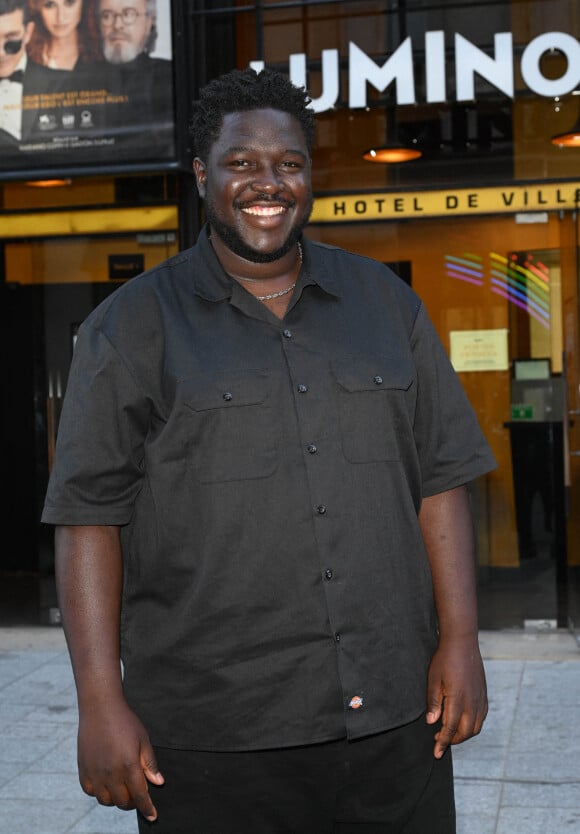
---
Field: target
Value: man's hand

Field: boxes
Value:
[55,526,163,819]
[78,697,164,821]
[418,485,488,759]
[425,637,488,759]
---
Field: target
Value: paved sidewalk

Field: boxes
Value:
[0,626,579,834]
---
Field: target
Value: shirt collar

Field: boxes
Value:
[192,224,342,302]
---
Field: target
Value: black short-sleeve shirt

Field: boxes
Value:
[42,227,496,751]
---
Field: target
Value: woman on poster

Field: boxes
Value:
[26,0,102,70]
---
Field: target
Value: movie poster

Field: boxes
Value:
[0,0,176,174]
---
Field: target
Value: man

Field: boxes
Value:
[0,0,69,146]
[97,0,173,156]
[43,68,496,834]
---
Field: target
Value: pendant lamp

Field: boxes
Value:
[551,116,580,148]
[362,143,422,163]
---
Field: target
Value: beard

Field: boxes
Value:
[102,39,141,64]
[203,191,313,264]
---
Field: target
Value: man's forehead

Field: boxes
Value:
[0,9,25,35]
[217,109,305,144]
[100,0,147,9]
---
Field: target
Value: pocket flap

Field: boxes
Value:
[332,356,413,392]
[181,369,271,412]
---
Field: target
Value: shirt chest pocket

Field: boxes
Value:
[332,357,414,463]
[180,369,278,483]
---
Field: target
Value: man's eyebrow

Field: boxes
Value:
[222,145,308,160]
[222,145,253,155]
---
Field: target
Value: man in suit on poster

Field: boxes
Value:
[0,0,70,147]
[97,0,174,156]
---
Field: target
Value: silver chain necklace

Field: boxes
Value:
[245,242,303,301]
[256,282,297,301]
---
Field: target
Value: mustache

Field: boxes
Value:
[235,195,295,209]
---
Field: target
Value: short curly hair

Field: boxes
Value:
[190,67,316,160]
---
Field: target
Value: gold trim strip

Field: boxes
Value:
[0,206,178,238]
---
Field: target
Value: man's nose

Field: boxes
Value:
[251,167,282,193]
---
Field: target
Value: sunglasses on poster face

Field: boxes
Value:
[2,39,23,55]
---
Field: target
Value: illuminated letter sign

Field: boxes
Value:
[455,32,514,100]
[349,39,416,107]
[520,32,580,96]
[252,30,580,113]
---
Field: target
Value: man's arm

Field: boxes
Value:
[418,485,488,759]
[55,525,164,820]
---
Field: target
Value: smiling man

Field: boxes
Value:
[43,68,496,834]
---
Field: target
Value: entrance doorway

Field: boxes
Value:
[308,210,580,631]
[0,231,178,625]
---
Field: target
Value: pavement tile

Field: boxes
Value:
[496,806,580,834]
[519,662,580,706]
[502,780,580,808]
[456,812,498,834]
[452,744,507,780]
[504,750,580,781]
[0,761,27,785]
[68,803,139,833]
[454,778,502,815]
[34,734,78,773]
[0,771,83,801]
[483,659,525,685]
[508,704,579,751]
[0,719,75,741]
[25,701,79,724]
[0,798,93,834]
[476,702,517,739]
[0,702,36,722]
[0,738,61,766]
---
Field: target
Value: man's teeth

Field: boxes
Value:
[241,205,286,216]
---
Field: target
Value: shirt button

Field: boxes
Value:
[223,392,233,401]
[316,504,327,515]
[373,375,383,385]
[297,384,308,393]
[282,329,293,339]
[307,443,317,454]
[324,569,333,580]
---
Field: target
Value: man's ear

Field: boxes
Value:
[193,158,206,198]
[24,20,35,47]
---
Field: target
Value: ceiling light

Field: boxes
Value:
[363,145,422,163]
[551,117,580,147]
[25,179,72,188]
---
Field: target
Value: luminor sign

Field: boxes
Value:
[250,32,580,113]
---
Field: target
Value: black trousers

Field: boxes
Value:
[137,714,455,834]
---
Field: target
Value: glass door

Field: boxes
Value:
[308,209,580,630]
[0,231,179,625]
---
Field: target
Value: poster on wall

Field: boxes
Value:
[0,0,176,175]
